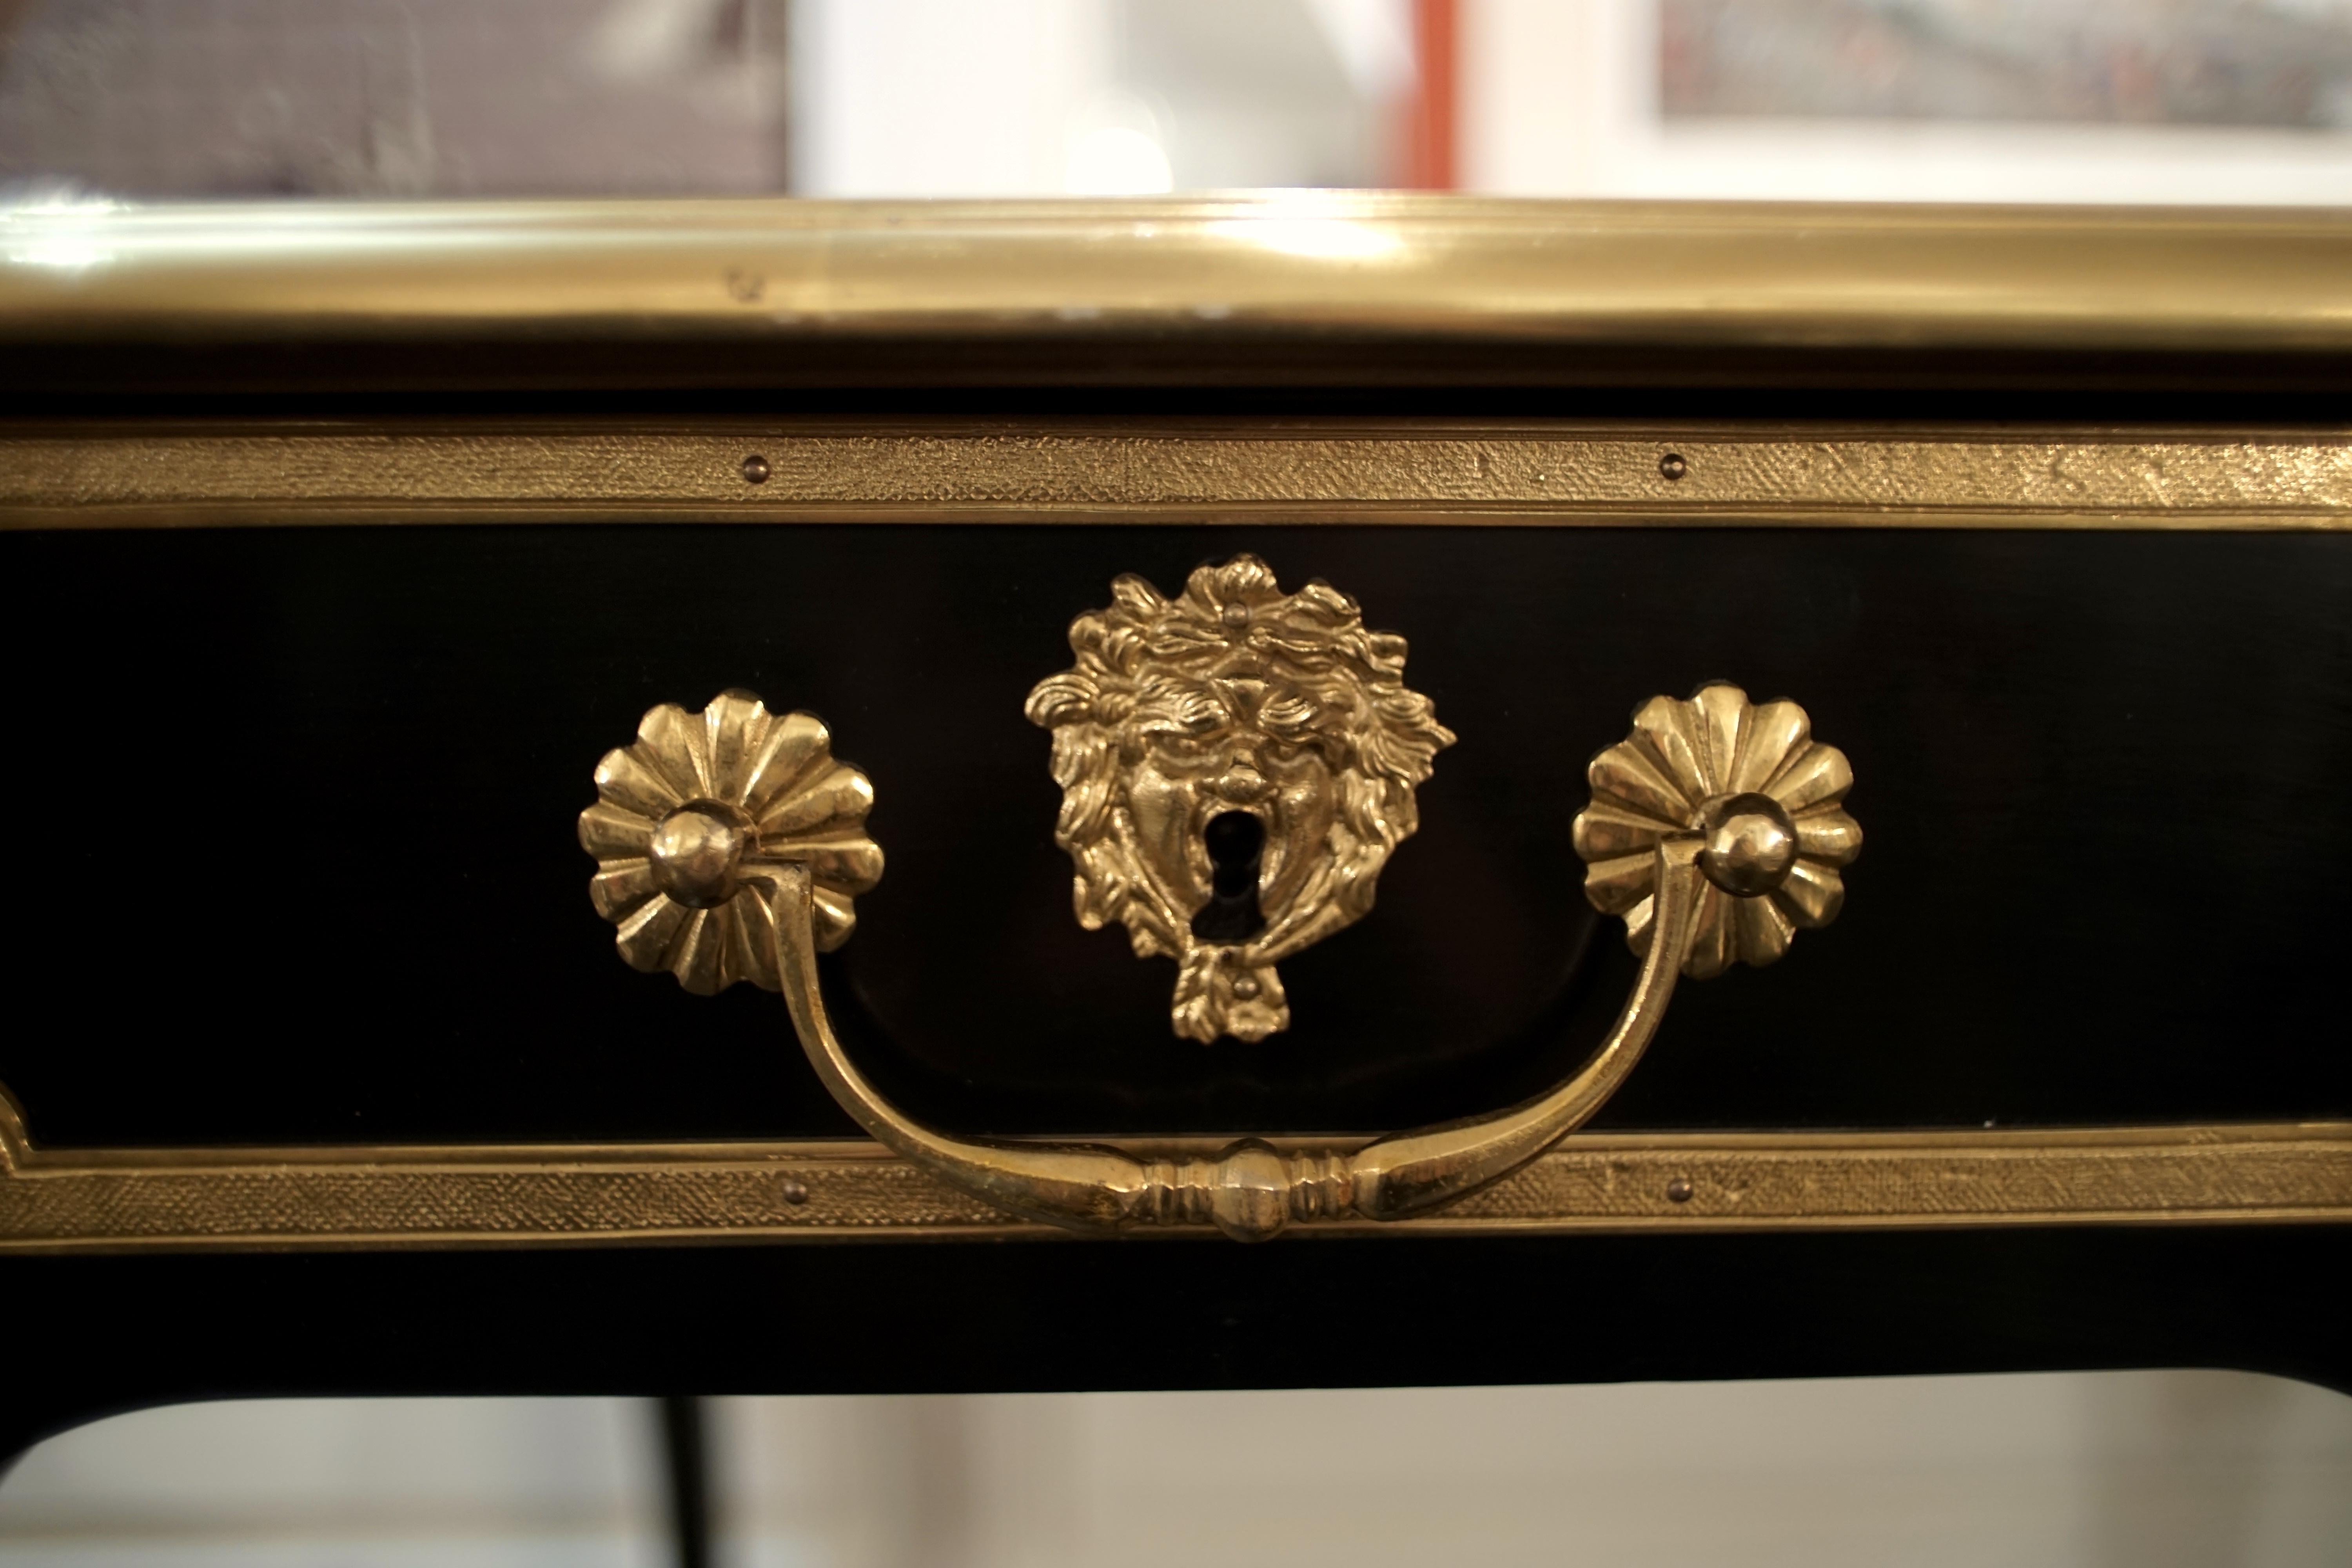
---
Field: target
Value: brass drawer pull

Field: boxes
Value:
[581,684,1857,1241]
[581,568,1857,1241]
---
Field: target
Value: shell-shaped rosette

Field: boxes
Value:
[1572,684,1860,979]
[579,692,883,995]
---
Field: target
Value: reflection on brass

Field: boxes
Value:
[5,198,2352,389]
[5,423,2352,530]
[1025,555,1453,1041]
[585,690,1850,1241]
[581,693,882,994]
[1574,685,1861,977]
[3,1087,2346,1253]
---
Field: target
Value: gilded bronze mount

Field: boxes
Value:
[1023,555,1452,1042]
[581,561,1861,1241]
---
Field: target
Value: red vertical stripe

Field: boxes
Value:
[1404,0,1459,188]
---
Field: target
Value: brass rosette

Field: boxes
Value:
[580,692,883,994]
[1573,684,1862,977]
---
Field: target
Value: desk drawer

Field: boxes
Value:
[1,422,2345,1248]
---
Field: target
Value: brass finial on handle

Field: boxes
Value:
[1573,682,1862,977]
[583,686,1856,1241]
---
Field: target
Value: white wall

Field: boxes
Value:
[717,1372,2352,1568]
[7,1372,2347,1567]
[788,0,1111,196]
[0,1397,665,1567]
[784,0,1405,195]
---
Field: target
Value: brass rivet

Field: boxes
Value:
[779,1177,810,1205]
[1665,1177,1695,1203]
[1658,452,1688,481]
[741,454,771,484]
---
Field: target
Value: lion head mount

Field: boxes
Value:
[1025,556,1454,1043]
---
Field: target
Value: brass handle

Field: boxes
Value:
[583,687,1857,1241]
[751,845,1704,1240]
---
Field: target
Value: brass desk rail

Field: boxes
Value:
[4,196,2352,391]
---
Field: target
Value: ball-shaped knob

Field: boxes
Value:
[648,800,754,908]
[1696,791,1798,897]
[1207,1139,1293,1243]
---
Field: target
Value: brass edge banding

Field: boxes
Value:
[4,1092,2345,1251]
[2,425,2351,529]
[7,198,2352,375]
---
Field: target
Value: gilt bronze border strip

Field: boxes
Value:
[3,423,2351,529]
[3,1092,2343,1251]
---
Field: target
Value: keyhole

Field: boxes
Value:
[1191,810,1267,943]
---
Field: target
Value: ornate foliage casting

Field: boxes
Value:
[1025,555,1454,1042]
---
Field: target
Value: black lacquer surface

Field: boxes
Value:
[3,1229,2348,1467]
[2,524,2348,1147]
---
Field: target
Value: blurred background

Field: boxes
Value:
[3,0,2352,203]
[2,1372,2350,1566]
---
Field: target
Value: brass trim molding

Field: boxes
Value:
[4,422,2351,529]
[2,1094,2344,1252]
[4,197,2352,388]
